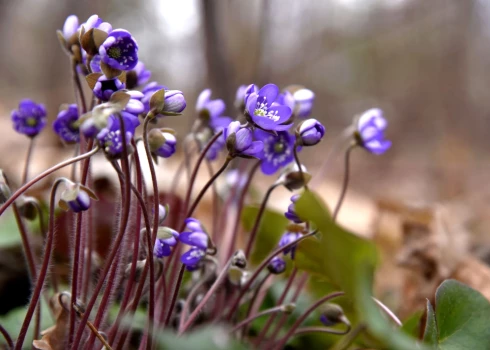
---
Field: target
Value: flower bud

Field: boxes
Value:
[154,229,179,258]
[268,256,286,274]
[275,163,311,191]
[162,90,186,115]
[59,182,98,213]
[320,304,350,327]
[231,250,247,269]
[18,197,39,221]
[157,204,169,224]
[296,119,325,146]
[148,129,177,159]
[225,121,263,159]
[284,194,303,224]
[228,265,246,286]
[355,108,391,155]
[280,303,296,314]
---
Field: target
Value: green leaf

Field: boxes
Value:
[423,300,438,347]
[241,206,288,265]
[295,191,428,350]
[434,279,490,350]
[401,310,423,338]
[156,325,249,350]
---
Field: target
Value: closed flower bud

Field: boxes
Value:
[268,256,286,274]
[157,204,169,224]
[276,163,311,191]
[162,90,186,115]
[231,250,247,269]
[297,119,325,146]
[280,303,296,314]
[59,182,98,213]
[224,121,263,159]
[320,304,350,327]
[284,194,303,223]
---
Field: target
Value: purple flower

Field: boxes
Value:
[184,217,205,232]
[235,84,258,110]
[179,230,208,250]
[126,61,151,89]
[196,89,225,120]
[125,90,145,115]
[181,247,206,271]
[96,112,140,156]
[162,90,186,114]
[275,91,295,111]
[60,185,91,213]
[157,204,169,224]
[224,121,263,159]
[154,229,179,258]
[99,29,138,71]
[53,104,80,143]
[89,54,102,73]
[62,15,79,40]
[141,82,167,113]
[356,108,391,155]
[279,231,302,259]
[81,14,112,33]
[155,131,177,158]
[297,119,325,146]
[245,84,292,132]
[268,256,286,274]
[11,99,47,137]
[254,129,295,175]
[292,88,315,118]
[93,75,125,101]
[284,194,303,223]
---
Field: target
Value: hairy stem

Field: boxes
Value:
[332,144,356,222]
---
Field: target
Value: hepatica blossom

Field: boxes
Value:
[245,84,292,132]
[81,14,112,33]
[196,89,225,121]
[141,82,167,113]
[297,119,325,146]
[355,108,391,154]
[96,112,140,156]
[99,29,138,71]
[180,218,209,271]
[278,231,302,259]
[154,229,179,258]
[53,104,80,143]
[11,99,47,137]
[93,75,125,101]
[284,194,303,223]
[225,121,263,159]
[254,129,295,175]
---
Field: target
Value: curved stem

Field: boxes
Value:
[182,130,223,215]
[0,323,13,349]
[15,178,67,350]
[72,58,87,114]
[22,138,35,185]
[12,204,37,279]
[226,161,260,260]
[293,325,351,336]
[273,292,345,350]
[71,121,130,350]
[255,268,297,344]
[231,305,285,333]
[332,144,356,222]
[225,231,316,321]
[142,115,158,349]
[0,146,100,217]
[186,157,232,218]
[68,212,84,345]
[244,182,281,258]
[293,144,308,191]
[179,256,234,334]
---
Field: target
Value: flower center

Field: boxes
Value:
[107,46,122,59]
[274,142,285,153]
[26,117,37,127]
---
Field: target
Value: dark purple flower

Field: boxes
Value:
[90,54,102,73]
[278,231,302,259]
[154,229,179,258]
[184,217,205,232]
[179,230,208,250]
[155,131,177,158]
[284,194,303,223]
[196,89,225,120]
[126,61,151,89]
[81,14,112,33]
[356,108,391,155]
[254,129,295,175]
[99,29,138,70]
[245,84,292,132]
[181,247,206,271]
[11,99,47,137]
[141,82,167,113]
[298,119,325,146]
[292,88,315,118]
[96,112,140,156]
[53,104,80,143]
[224,121,263,159]
[60,185,91,213]
[93,75,125,101]
[268,256,286,274]
[62,15,79,40]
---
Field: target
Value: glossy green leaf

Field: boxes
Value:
[295,191,428,350]
[434,279,490,349]
[156,325,248,350]
[423,300,438,347]
[241,206,288,265]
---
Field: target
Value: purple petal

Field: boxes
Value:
[245,94,258,115]
[235,128,252,152]
[267,105,292,124]
[196,89,211,110]
[261,160,280,175]
[258,84,279,107]
[205,99,225,118]
[242,141,263,157]
[63,15,79,39]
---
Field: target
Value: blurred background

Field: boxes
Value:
[2,0,490,320]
